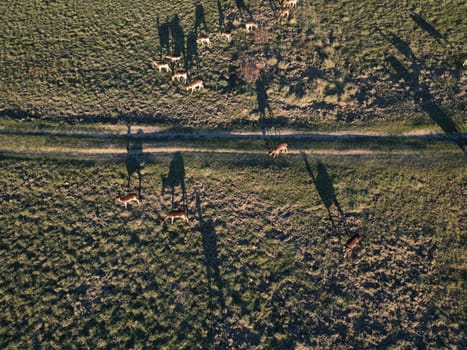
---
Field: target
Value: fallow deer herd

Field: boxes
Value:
[129,0,362,256]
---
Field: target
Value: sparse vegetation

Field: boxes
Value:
[0,0,466,348]
[0,0,465,130]
[0,150,465,348]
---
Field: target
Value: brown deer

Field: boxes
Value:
[165,54,182,63]
[116,193,140,209]
[221,30,232,42]
[245,21,258,32]
[284,0,298,8]
[279,8,290,20]
[171,71,188,84]
[160,210,189,226]
[186,79,204,94]
[343,234,361,257]
[268,143,288,157]
[151,61,171,73]
[197,34,212,47]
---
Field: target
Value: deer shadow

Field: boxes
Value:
[169,14,185,57]
[157,16,170,57]
[302,153,345,230]
[194,2,208,35]
[125,124,144,197]
[161,152,187,210]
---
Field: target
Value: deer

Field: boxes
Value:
[343,234,361,257]
[116,193,140,209]
[245,21,258,32]
[284,0,298,8]
[197,34,212,47]
[221,30,232,43]
[171,71,188,84]
[186,79,204,94]
[151,61,171,73]
[279,8,290,20]
[268,143,288,157]
[165,54,182,63]
[160,210,189,226]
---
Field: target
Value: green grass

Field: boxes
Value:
[0,0,465,130]
[0,151,465,349]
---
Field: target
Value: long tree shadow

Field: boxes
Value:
[195,191,227,344]
[376,27,417,62]
[185,30,199,71]
[125,124,144,197]
[161,152,187,210]
[157,16,170,56]
[217,0,225,30]
[410,12,445,44]
[194,2,208,35]
[255,77,278,150]
[235,0,252,19]
[383,46,466,153]
[302,153,345,230]
[169,15,185,57]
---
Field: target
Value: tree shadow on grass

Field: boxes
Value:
[161,152,187,210]
[235,0,252,19]
[255,77,280,150]
[410,12,445,44]
[169,15,185,57]
[383,53,466,154]
[217,0,225,30]
[195,2,208,35]
[125,124,144,197]
[157,16,170,57]
[185,30,199,71]
[302,152,345,230]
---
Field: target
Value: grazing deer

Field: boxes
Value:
[186,79,204,94]
[245,21,258,32]
[171,71,188,84]
[343,234,361,257]
[151,61,172,73]
[268,143,288,157]
[160,210,189,226]
[116,193,140,209]
[197,34,212,47]
[284,0,298,8]
[279,8,290,20]
[165,54,182,63]
[221,30,232,42]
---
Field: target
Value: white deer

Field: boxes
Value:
[151,61,171,73]
[160,210,189,226]
[116,193,140,209]
[172,71,188,84]
[279,8,290,20]
[186,79,204,94]
[268,143,288,157]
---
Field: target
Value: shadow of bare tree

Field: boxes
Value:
[410,12,445,44]
[157,16,170,57]
[195,2,208,35]
[169,15,185,57]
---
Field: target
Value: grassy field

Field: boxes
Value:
[0,149,465,349]
[1,0,466,130]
